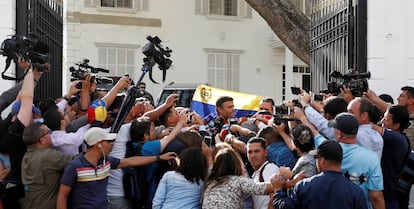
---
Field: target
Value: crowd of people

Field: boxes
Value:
[0,53,414,209]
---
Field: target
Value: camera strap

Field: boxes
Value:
[148,67,166,84]
[1,57,25,81]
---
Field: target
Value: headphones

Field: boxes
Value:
[97,143,106,165]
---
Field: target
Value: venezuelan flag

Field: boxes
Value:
[191,85,263,121]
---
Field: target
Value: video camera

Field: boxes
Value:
[142,36,172,71]
[327,69,371,97]
[110,35,173,133]
[0,34,50,80]
[0,34,50,65]
[69,58,110,89]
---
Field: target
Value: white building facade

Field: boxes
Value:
[63,0,309,104]
[0,0,412,103]
[0,0,413,205]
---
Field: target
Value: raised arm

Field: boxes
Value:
[143,94,179,121]
[118,152,177,168]
[230,124,255,137]
[57,80,81,112]
[159,110,187,151]
[75,74,92,116]
[102,75,130,107]
[17,57,35,126]
[364,88,389,115]
[293,107,320,137]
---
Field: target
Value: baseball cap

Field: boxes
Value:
[11,100,41,116]
[84,127,117,146]
[309,140,343,163]
[327,112,359,134]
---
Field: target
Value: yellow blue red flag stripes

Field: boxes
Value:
[191,85,263,120]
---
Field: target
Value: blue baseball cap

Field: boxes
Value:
[11,100,41,116]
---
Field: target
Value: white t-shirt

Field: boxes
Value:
[107,123,131,196]
[252,161,279,209]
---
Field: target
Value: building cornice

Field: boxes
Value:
[67,12,161,27]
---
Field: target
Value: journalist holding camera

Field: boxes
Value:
[286,82,414,209]
[0,33,51,209]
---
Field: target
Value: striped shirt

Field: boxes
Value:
[61,154,120,209]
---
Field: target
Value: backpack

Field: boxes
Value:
[123,141,149,209]
[258,162,270,182]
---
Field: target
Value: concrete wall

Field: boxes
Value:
[367,0,414,102]
[0,0,17,118]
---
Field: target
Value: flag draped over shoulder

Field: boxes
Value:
[191,85,263,120]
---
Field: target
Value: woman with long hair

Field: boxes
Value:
[153,147,208,209]
[202,148,273,208]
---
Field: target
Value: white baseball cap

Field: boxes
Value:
[84,127,117,146]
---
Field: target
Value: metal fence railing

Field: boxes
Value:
[310,0,366,93]
[16,0,63,103]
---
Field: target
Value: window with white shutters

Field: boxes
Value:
[207,51,240,91]
[97,45,137,78]
[85,0,148,10]
[195,0,251,18]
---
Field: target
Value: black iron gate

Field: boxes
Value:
[310,0,367,92]
[16,0,63,103]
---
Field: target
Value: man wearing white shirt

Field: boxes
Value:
[43,107,90,155]
[247,137,279,209]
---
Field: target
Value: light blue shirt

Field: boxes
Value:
[304,106,335,140]
[305,106,383,159]
[153,171,204,209]
[314,135,383,209]
[356,124,383,159]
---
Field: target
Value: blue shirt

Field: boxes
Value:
[267,142,297,169]
[305,106,383,159]
[141,140,162,202]
[60,155,120,209]
[153,171,204,209]
[314,135,383,209]
[273,171,368,209]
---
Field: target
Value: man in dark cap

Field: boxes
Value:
[272,140,368,209]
